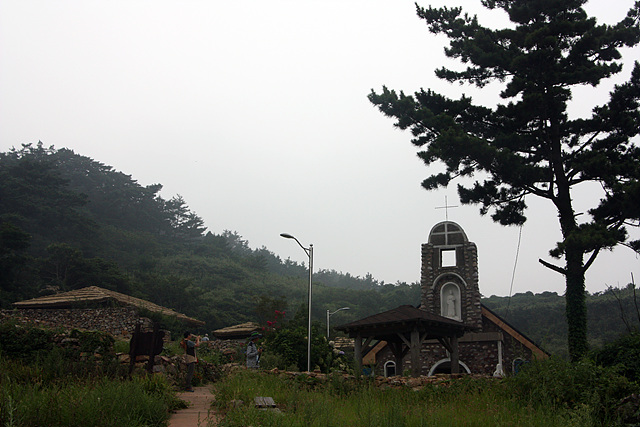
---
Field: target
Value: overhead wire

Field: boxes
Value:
[506,225,523,316]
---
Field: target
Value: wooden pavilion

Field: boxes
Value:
[336,305,470,377]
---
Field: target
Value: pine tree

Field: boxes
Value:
[369,0,640,360]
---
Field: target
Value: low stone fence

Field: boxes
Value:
[261,368,496,391]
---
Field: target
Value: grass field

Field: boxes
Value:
[213,369,594,427]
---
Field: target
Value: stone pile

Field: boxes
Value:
[202,339,244,362]
[116,353,222,385]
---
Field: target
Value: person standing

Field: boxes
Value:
[181,331,200,391]
[246,331,262,369]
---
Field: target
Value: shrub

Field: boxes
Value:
[0,320,55,360]
[592,332,640,384]
[263,323,332,372]
[506,357,636,424]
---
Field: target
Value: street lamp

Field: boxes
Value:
[280,233,313,372]
[327,307,350,339]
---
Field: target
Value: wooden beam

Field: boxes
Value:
[398,332,411,347]
[437,336,452,353]
[363,336,374,350]
[362,341,387,365]
[410,328,421,378]
[481,307,548,358]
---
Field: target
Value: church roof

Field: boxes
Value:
[428,221,468,246]
[13,286,204,326]
[336,305,469,337]
[481,305,548,358]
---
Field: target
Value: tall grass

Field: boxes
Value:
[0,351,186,426]
[1,374,178,427]
[214,370,578,427]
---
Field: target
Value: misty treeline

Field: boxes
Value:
[1,143,635,356]
[0,143,419,330]
[485,284,640,358]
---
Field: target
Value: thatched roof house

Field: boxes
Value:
[13,286,204,326]
[212,322,261,339]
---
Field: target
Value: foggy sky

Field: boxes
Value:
[1,0,638,297]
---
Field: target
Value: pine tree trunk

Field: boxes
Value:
[565,249,587,360]
[552,122,588,360]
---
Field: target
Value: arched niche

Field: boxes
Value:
[440,282,461,321]
[384,360,396,377]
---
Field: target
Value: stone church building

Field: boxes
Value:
[338,221,547,377]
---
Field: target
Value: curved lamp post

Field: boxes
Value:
[280,233,313,372]
[327,307,349,339]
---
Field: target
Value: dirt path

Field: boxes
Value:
[169,386,218,427]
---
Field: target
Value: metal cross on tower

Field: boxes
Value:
[435,196,459,221]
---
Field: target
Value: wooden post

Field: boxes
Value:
[394,343,403,377]
[147,322,159,373]
[129,323,141,376]
[354,334,362,376]
[451,335,459,374]
[410,328,420,378]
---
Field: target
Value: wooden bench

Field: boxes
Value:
[254,396,280,412]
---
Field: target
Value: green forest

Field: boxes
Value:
[1,142,637,357]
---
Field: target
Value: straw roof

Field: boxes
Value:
[212,322,261,339]
[13,286,204,326]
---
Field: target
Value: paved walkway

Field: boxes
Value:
[169,386,218,427]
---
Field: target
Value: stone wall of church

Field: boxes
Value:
[374,340,501,377]
[480,316,538,373]
[420,241,482,329]
[373,317,538,377]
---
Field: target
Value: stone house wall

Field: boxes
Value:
[0,307,143,337]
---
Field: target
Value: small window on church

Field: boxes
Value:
[441,249,456,267]
[384,361,396,377]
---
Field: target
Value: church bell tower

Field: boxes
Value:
[420,221,482,329]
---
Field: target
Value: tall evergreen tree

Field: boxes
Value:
[369,0,640,359]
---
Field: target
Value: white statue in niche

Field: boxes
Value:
[441,284,461,320]
[446,290,456,317]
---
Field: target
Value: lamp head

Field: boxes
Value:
[280,233,294,239]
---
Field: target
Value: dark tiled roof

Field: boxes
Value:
[336,305,467,333]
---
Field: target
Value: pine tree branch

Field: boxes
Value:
[582,247,601,273]
[538,258,566,275]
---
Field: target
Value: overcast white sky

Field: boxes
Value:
[1,0,638,297]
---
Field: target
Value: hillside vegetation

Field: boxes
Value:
[1,143,636,357]
[0,143,419,331]
[484,286,640,357]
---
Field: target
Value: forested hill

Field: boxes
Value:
[1,143,635,357]
[484,287,640,358]
[0,143,420,330]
